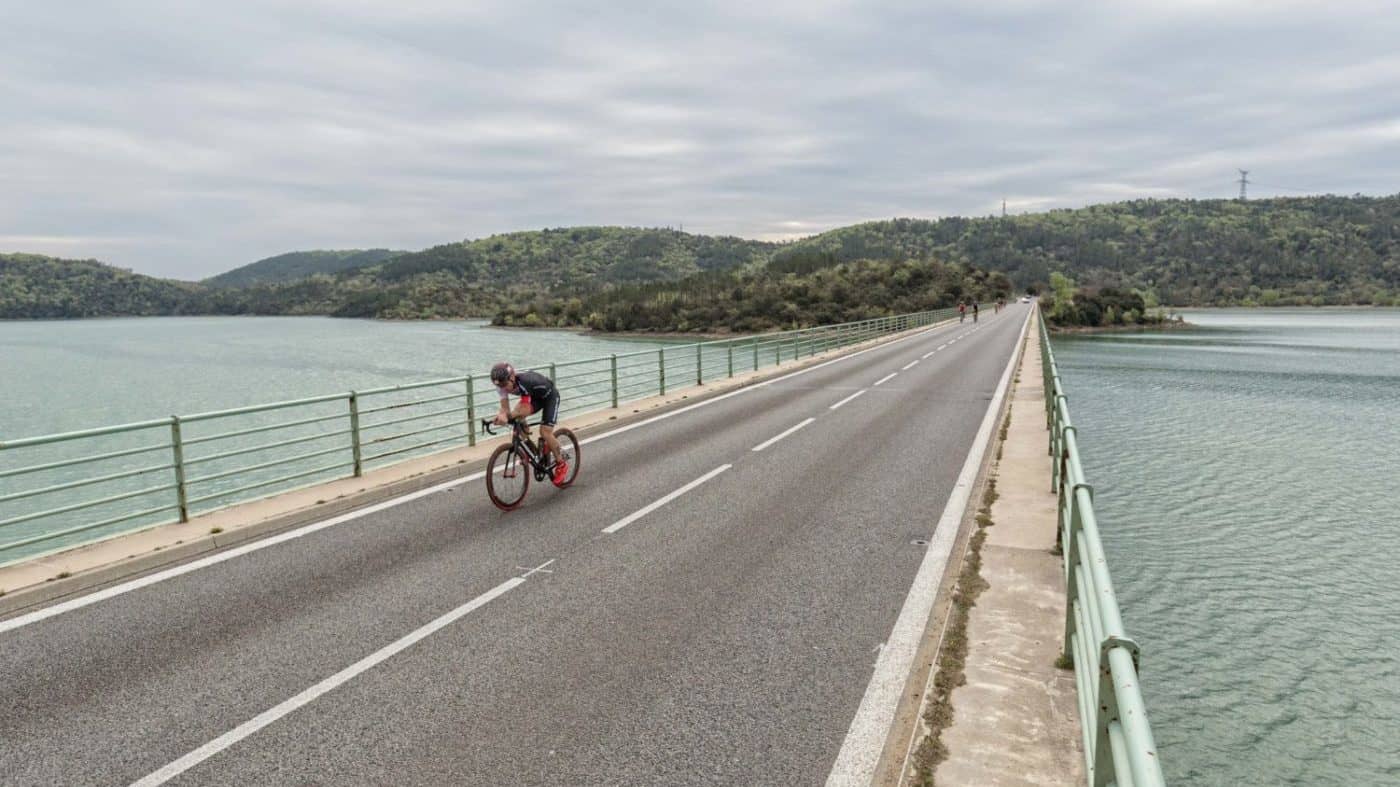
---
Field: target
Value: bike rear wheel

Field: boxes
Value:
[552,428,580,488]
[486,444,529,511]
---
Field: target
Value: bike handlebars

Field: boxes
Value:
[480,417,538,436]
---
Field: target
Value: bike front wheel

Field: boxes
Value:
[552,428,580,488]
[486,444,530,511]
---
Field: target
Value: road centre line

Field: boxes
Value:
[826,308,1032,784]
[937,344,947,350]
[602,464,732,534]
[130,573,530,787]
[901,360,919,370]
[750,417,817,453]
[873,373,897,386]
[828,389,868,410]
[3,318,962,634]
[579,320,953,449]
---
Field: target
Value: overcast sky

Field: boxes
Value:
[3,1,1398,279]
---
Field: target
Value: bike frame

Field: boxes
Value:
[482,419,552,480]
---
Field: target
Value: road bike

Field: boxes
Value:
[480,418,580,511]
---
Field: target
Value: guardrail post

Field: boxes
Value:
[696,343,703,385]
[549,362,556,382]
[349,392,364,474]
[465,379,476,447]
[727,343,734,378]
[610,355,619,408]
[169,416,189,522]
[658,348,667,395]
[1092,649,1123,787]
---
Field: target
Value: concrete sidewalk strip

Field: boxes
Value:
[0,318,957,617]
[922,321,1083,786]
[829,310,1032,786]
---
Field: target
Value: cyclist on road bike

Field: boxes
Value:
[491,362,569,485]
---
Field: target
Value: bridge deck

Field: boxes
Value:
[2,309,1040,785]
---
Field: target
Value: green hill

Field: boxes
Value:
[493,258,1013,333]
[772,195,1400,306]
[370,227,775,288]
[274,227,779,319]
[0,254,199,319]
[203,249,405,288]
[6,197,1400,321]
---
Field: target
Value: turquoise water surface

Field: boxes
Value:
[0,317,670,562]
[1053,309,1400,786]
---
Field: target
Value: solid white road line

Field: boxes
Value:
[901,360,919,371]
[828,389,868,411]
[129,574,528,787]
[4,318,964,633]
[873,373,897,387]
[750,417,816,452]
[826,308,1032,786]
[602,464,732,534]
[937,344,947,350]
[0,476,479,635]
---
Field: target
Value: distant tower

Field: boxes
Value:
[1237,170,1250,200]
[1002,199,1007,218]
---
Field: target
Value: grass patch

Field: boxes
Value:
[56,571,71,580]
[210,527,223,534]
[1055,653,1075,670]
[909,476,1000,785]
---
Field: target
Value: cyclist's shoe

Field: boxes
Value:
[551,459,570,486]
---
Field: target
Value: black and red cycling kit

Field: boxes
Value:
[498,370,561,426]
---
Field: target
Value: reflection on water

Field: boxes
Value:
[1054,309,1400,786]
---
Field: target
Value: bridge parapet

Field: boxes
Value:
[1041,310,1166,787]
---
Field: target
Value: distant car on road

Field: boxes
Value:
[1019,296,1031,303]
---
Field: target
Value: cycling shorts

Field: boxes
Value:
[522,391,561,427]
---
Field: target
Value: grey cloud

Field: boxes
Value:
[1,1,1397,277]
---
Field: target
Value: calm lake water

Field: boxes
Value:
[0,316,668,438]
[1053,309,1400,786]
[0,317,672,563]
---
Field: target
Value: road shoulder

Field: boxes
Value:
[887,318,1082,786]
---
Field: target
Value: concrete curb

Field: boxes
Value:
[829,310,1032,784]
[881,317,1032,786]
[0,456,478,618]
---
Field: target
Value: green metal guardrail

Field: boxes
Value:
[1039,309,1165,787]
[0,308,961,565]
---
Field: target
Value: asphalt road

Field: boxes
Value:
[1,307,1030,786]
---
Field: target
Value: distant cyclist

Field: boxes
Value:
[958,302,967,322]
[972,301,979,322]
[490,362,569,485]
